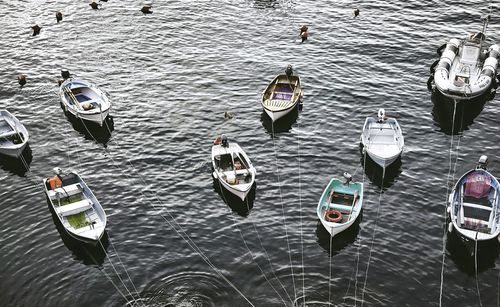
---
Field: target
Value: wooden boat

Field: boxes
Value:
[0,110,29,158]
[211,135,256,201]
[432,16,499,101]
[59,78,111,126]
[317,174,364,237]
[43,168,106,244]
[360,109,404,169]
[261,66,303,122]
[448,156,500,245]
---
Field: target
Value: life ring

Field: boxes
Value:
[214,136,222,145]
[325,210,342,223]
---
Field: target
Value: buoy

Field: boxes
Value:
[354,8,359,18]
[90,2,99,9]
[448,222,453,233]
[224,111,234,119]
[31,25,41,36]
[56,11,63,23]
[18,75,27,87]
[57,79,64,86]
[141,5,152,14]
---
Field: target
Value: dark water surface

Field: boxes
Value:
[1,0,500,306]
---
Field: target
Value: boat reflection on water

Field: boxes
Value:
[431,91,488,135]
[315,211,362,256]
[212,178,255,217]
[0,144,32,176]
[47,198,109,266]
[446,226,499,275]
[359,146,402,189]
[260,107,299,135]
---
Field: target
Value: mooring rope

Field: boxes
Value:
[296,117,306,305]
[271,120,297,301]
[475,232,483,307]
[439,99,458,307]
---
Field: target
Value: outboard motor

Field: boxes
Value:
[61,70,71,80]
[53,167,63,175]
[221,134,228,147]
[477,155,488,169]
[343,172,352,185]
[285,65,293,78]
[377,108,386,123]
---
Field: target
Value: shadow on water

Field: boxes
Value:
[446,228,499,275]
[359,145,402,189]
[431,91,488,135]
[46,197,108,266]
[0,144,33,176]
[212,177,255,217]
[260,107,299,135]
[60,101,114,145]
[253,0,278,9]
[315,211,362,257]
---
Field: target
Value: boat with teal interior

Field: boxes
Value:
[317,173,364,237]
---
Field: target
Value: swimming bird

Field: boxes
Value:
[31,25,41,36]
[224,111,234,120]
[56,12,63,23]
[354,8,359,17]
[141,5,152,14]
[90,2,99,9]
[18,75,27,87]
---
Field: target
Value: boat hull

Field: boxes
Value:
[213,172,252,201]
[0,142,28,158]
[366,150,401,169]
[263,101,298,122]
[64,106,110,126]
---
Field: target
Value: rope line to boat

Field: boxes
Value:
[271,120,298,301]
[328,226,334,305]
[475,232,483,307]
[439,99,458,307]
[82,246,135,306]
[298,119,306,306]
[105,232,145,305]
[96,236,144,307]
[360,167,385,307]
[350,147,368,306]
[244,198,295,304]
[78,119,257,306]
[214,180,290,307]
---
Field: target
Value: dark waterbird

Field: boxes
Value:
[31,24,41,36]
[224,111,234,120]
[90,1,100,9]
[354,8,359,17]
[141,5,153,14]
[56,11,63,23]
[17,74,26,87]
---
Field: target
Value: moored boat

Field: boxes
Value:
[0,110,29,158]
[317,173,364,237]
[448,156,500,248]
[43,168,107,244]
[360,109,404,169]
[211,135,256,201]
[261,65,303,122]
[431,16,500,101]
[59,77,111,126]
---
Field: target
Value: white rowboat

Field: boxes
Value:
[0,110,29,158]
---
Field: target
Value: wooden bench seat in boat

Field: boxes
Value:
[0,130,18,138]
[328,204,353,212]
[48,183,82,200]
[56,199,92,217]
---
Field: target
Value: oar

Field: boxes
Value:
[63,86,83,111]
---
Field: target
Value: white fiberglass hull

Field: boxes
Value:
[263,102,298,122]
